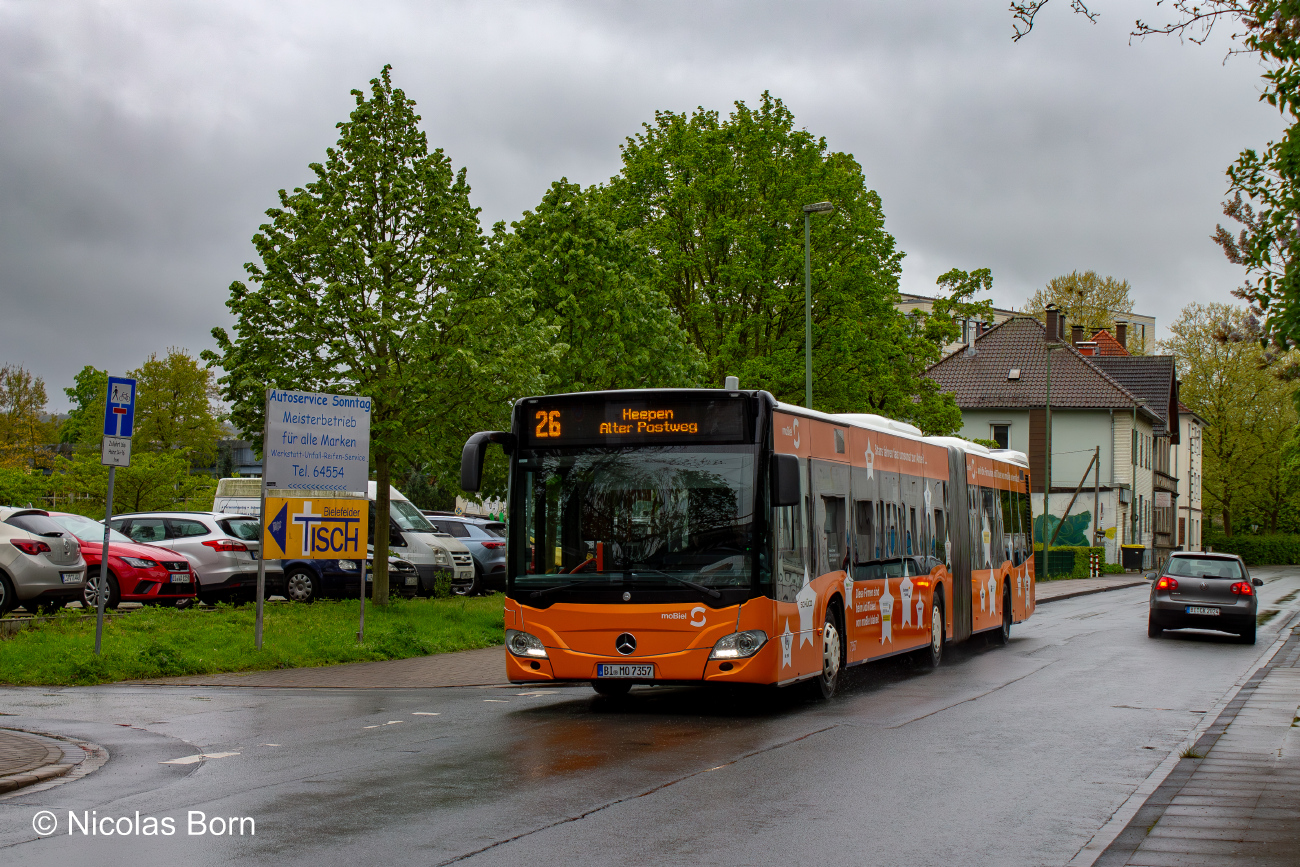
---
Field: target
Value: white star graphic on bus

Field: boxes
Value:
[864,441,875,479]
[879,580,894,644]
[916,596,925,631]
[900,571,914,628]
[979,578,987,613]
[843,573,853,612]
[981,512,992,569]
[988,573,998,615]
[796,572,816,647]
[781,619,793,668]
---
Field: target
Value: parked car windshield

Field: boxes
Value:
[5,512,69,538]
[49,513,132,544]
[219,518,261,541]
[390,500,436,532]
[1166,557,1244,579]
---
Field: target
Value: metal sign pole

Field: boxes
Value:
[358,561,366,644]
[94,466,115,656]
[255,387,270,650]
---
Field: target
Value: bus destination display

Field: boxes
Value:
[522,397,749,447]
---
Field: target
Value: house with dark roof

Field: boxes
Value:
[924,308,1178,567]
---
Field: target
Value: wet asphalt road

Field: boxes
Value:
[3,569,1299,867]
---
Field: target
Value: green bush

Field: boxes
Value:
[1033,544,1106,579]
[1203,533,1300,566]
[433,572,453,598]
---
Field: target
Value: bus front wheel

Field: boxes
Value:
[812,604,844,700]
[989,582,1011,646]
[917,592,944,669]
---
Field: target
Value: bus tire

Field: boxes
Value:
[917,591,944,669]
[591,680,632,698]
[812,601,845,700]
[989,581,1011,646]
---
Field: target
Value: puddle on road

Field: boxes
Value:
[1258,609,1281,626]
[1274,590,1299,605]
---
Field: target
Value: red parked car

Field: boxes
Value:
[47,512,198,609]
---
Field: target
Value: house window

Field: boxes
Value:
[991,424,1009,449]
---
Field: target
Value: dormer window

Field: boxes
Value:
[1008,368,1021,380]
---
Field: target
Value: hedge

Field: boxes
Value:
[1033,545,1106,580]
[1203,534,1300,566]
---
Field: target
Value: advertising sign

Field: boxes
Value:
[262,389,371,492]
[262,497,368,560]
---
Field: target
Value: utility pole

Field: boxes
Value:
[802,201,834,409]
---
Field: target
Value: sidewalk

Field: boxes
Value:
[0,728,77,794]
[1096,625,1300,866]
[125,576,1144,690]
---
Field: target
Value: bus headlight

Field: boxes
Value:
[709,630,768,660]
[506,629,548,659]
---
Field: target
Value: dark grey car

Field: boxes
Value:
[1148,552,1262,644]
[422,513,506,595]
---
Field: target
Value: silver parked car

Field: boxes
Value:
[0,507,86,615]
[109,511,282,605]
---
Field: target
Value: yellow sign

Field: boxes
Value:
[263,497,368,560]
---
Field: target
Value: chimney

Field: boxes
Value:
[1045,304,1059,343]
[975,321,984,339]
[1115,320,1128,351]
[1071,324,1083,346]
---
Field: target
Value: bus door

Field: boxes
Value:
[946,447,973,643]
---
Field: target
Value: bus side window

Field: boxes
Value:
[1000,488,1016,565]
[853,499,874,577]
[774,502,804,603]
[933,507,946,565]
[908,507,917,557]
[823,496,847,571]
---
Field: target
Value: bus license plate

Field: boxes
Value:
[1187,606,1219,616]
[597,664,654,679]
[170,573,191,584]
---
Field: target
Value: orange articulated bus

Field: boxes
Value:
[461,388,1035,698]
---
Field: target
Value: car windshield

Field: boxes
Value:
[1166,557,1244,579]
[219,518,261,542]
[390,500,436,532]
[513,447,755,591]
[49,514,132,544]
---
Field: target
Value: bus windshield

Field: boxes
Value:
[513,447,755,591]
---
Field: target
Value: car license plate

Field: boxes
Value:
[457,569,473,580]
[405,576,417,586]
[1187,606,1219,616]
[170,573,191,584]
[597,664,654,679]
[60,572,80,584]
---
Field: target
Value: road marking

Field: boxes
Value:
[160,751,240,765]
[362,721,404,729]
[260,743,281,746]
[411,712,440,716]
[516,691,558,696]
[483,699,509,703]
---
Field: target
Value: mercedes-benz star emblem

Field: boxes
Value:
[615,633,636,655]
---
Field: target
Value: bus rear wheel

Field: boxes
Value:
[916,592,944,669]
[990,582,1011,646]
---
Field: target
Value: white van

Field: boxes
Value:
[212,479,475,593]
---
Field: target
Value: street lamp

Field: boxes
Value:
[803,201,834,409]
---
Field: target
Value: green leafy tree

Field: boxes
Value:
[502,179,705,391]
[206,66,553,604]
[129,348,223,464]
[59,365,108,446]
[1023,270,1145,352]
[53,450,215,518]
[1160,302,1300,535]
[0,467,49,508]
[0,365,58,470]
[595,93,972,432]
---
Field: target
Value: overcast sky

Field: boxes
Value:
[0,0,1284,410]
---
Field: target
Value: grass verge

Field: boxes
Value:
[0,596,504,686]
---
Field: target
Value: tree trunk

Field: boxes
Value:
[373,451,391,605]
[1222,506,1233,538]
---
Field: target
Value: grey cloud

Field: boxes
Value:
[0,1,1284,409]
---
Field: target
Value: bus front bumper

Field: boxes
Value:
[504,641,778,685]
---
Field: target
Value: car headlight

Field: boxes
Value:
[433,547,452,566]
[337,560,358,571]
[709,630,768,660]
[505,629,548,659]
[121,557,157,569]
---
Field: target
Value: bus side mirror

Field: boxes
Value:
[771,453,800,507]
[460,431,516,492]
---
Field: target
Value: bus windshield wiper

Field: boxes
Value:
[631,568,722,599]
[529,578,614,600]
